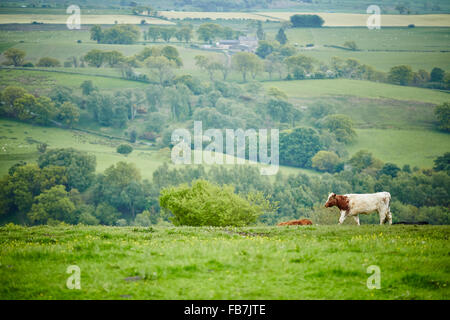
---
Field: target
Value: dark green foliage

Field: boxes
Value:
[430,67,445,82]
[275,28,287,45]
[379,163,401,178]
[80,80,97,96]
[279,127,325,168]
[91,25,140,44]
[433,152,450,175]
[38,148,96,192]
[388,65,414,85]
[159,179,274,227]
[116,144,133,155]
[290,14,325,28]
[36,57,61,67]
[434,102,450,132]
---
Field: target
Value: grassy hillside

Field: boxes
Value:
[0,118,314,180]
[264,79,450,104]
[0,224,448,299]
[348,129,450,168]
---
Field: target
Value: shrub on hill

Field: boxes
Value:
[117,144,133,155]
[37,57,61,67]
[290,14,324,28]
[159,179,274,227]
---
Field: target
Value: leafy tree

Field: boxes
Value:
[343,41,358,51]
[379,163,401,178]
[84,49,106,68]
[290,14,324,27]
[434,102,450,132]
[166,85,191,120]
[319,114,356,143]
[80,80,97,96]
[159,179,274,227]
[28,185,75,224]
[38,148,96,192]
[413,69,431,85]
[0,164,68,216]
[284,54,315,75]
[78,211,100,225]
[195,55,222,82]
[49,86,73,106]
[147,25,161,42]
[275,28,287,45]
[145,84,164,111]
[179,26,193,43]
[265,97,294,123]
[90,25,103,43]
[94,202,121,225]
[433,152,450,175]
[159,27,177,42]
[279,127,324,168]
[3,48,26,66]
[36,57,61,67]
[134,210,153,226]
[279,44,297,57]
[232,52,262,82]
[349,150,383,173]
[103,50,125,67]
[0,86,27,116]
[430,67,445,82]
[145,56,176,85]
[255,40,276,59]
[34,96,57,125]
[58,101,80,127]
[101,25,140,44]
[388,65,413,85]
[256,20,265,40]
[117,144,133,155]
[161,45,183,67]
[99,162,146,218]
[311,151,340,173]
[197,23,222,43]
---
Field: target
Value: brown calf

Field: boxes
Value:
[277,219,313,226]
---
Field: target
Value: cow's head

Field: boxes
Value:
[324,193,337,208]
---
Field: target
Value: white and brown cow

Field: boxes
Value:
[324,192,392,225]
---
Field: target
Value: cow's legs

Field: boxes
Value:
[387,209,392,225]
[353,215,360,226]
[339,211,347,224]
[379,210,387,225]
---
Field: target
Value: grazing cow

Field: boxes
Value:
[277,219,313,226]
[324,192,392,225]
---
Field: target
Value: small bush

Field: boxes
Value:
[22,62,34,67]
[116,144,133,155]
[37,57,61,67]
[116,219,128,226]
[159,179,275,227]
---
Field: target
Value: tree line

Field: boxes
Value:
[1,148,448,226]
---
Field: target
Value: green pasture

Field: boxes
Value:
[0,119,313,180]
[265,79,450,105]
[0,224,448,299]
[348,128,450,168]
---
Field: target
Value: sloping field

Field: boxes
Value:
[0,14,174,25]
[263,79,450,104]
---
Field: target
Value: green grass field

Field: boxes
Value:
[0,118,314,180]
[264,79,450,105]
[0,224,448,299]
[348,129,450,168]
